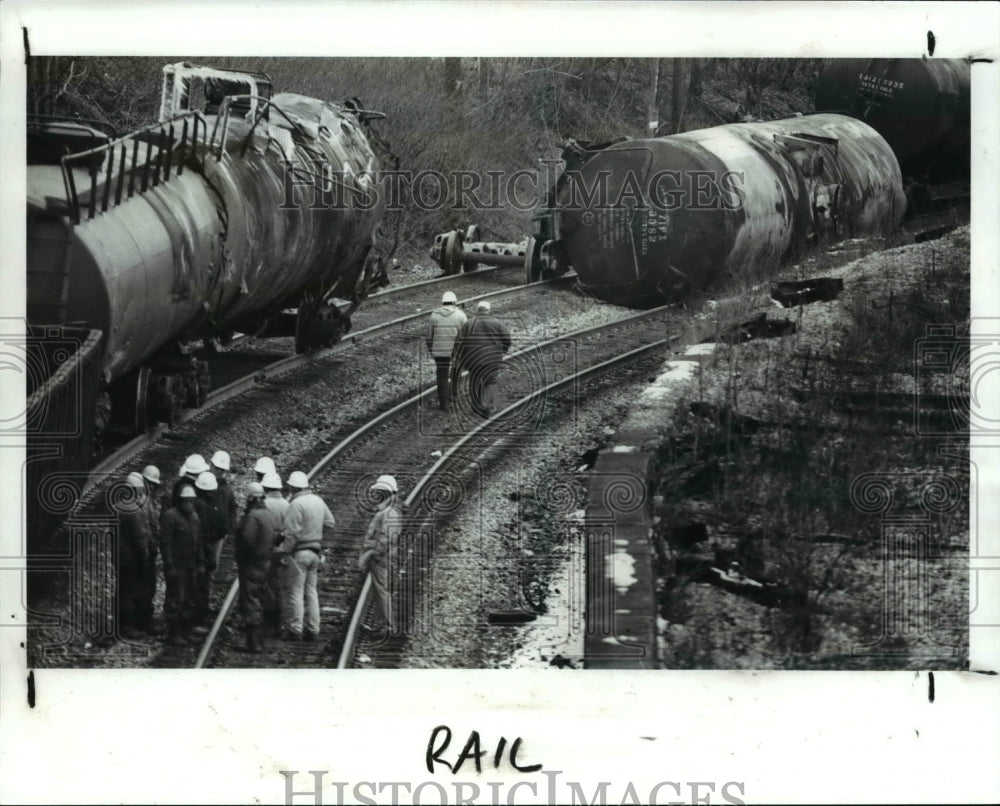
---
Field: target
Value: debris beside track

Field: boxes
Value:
[648,227,970,669]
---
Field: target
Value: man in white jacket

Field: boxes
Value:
[425,290,467,411]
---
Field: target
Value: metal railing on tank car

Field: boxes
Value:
[59,112,211,225]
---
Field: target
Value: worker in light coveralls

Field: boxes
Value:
[276,471,335,642]
[359,474,404,635]
[425,290,467,410]
[235,482,279,653]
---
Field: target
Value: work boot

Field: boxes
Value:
[250,626,264,653]
[303,631,317,643]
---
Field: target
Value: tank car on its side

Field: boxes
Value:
[814,58,970,191]
[531,113,906,307]
[27,63,386,434]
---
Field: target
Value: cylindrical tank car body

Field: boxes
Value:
[814,58,970,185]
[552,114,906,307]
[27,70,382,387]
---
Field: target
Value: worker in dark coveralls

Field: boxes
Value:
[114,473,153,640]
[159,484,202,646]
[358,474,404,636]
[235,482,278,653]
[138,464,164,635]
[191,470,227,631]
[209,450,240,567]
[275,471,335,642]
[453,300,512,417]
[425,290,467,410]
[172,453,210,507]
[260,471,289,635]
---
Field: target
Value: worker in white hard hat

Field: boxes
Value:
[112,473,153,640]
[260,470,289,634]
[254,456,276,483]
[274,471,335,642]
[425,290,467,411]
[453,298,512,418]
[189,470,230,633]
[209,450,239,568]
[235,481,279,653]
[358,474,404,636]
[159,484,202,645]
[172,453,210,506]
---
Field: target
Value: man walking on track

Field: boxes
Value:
[425,290,467,411]
[275,471,335,642]
[358,474,404,636]
[453,300,512,417]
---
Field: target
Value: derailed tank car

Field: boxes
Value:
[27,63,385,433]
[532,114,906,307]
[814,58,970,187]
[25,63,385,545]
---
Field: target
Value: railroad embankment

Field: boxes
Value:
[591,226,970,670]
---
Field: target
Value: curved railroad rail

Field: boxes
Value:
[190,304,679,668]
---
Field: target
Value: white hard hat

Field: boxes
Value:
[261,472,283,490]
[287,471,310,489]
[370,474,398,494]
[246,482,265,498]
[254,456,276,475]
[126,472,146,489]
[477,300,491,313]
[195,471,218,491]
[179,485,197,499]
[210,450,231,471]
[182,454,210,475]
[141,465,161,484]
[441,291,458,304]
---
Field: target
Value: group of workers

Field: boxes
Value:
[113,453,402,653]
[110,289,508,653]
[426,292,512,415]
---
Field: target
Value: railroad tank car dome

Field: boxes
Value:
[554,113,905,307]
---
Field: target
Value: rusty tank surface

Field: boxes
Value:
[537,113,906,307]
[814,58,970,185]
[27,63,386,432]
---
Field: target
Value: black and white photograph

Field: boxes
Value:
[2,2,998,804]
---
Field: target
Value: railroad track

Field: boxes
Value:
[185,305,681,669]
[83,268,574,498]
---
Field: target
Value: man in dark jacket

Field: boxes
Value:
[159,485,202,645]
[425,290,467,410]
[453,300,512,417]
[114,473,153,640]
[209,450,240,566]
[235,482,280,653]
[192,470,227,632]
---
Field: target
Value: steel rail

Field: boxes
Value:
[334,337,674,668]
[193,302,674,668]
[82,272,575,500]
